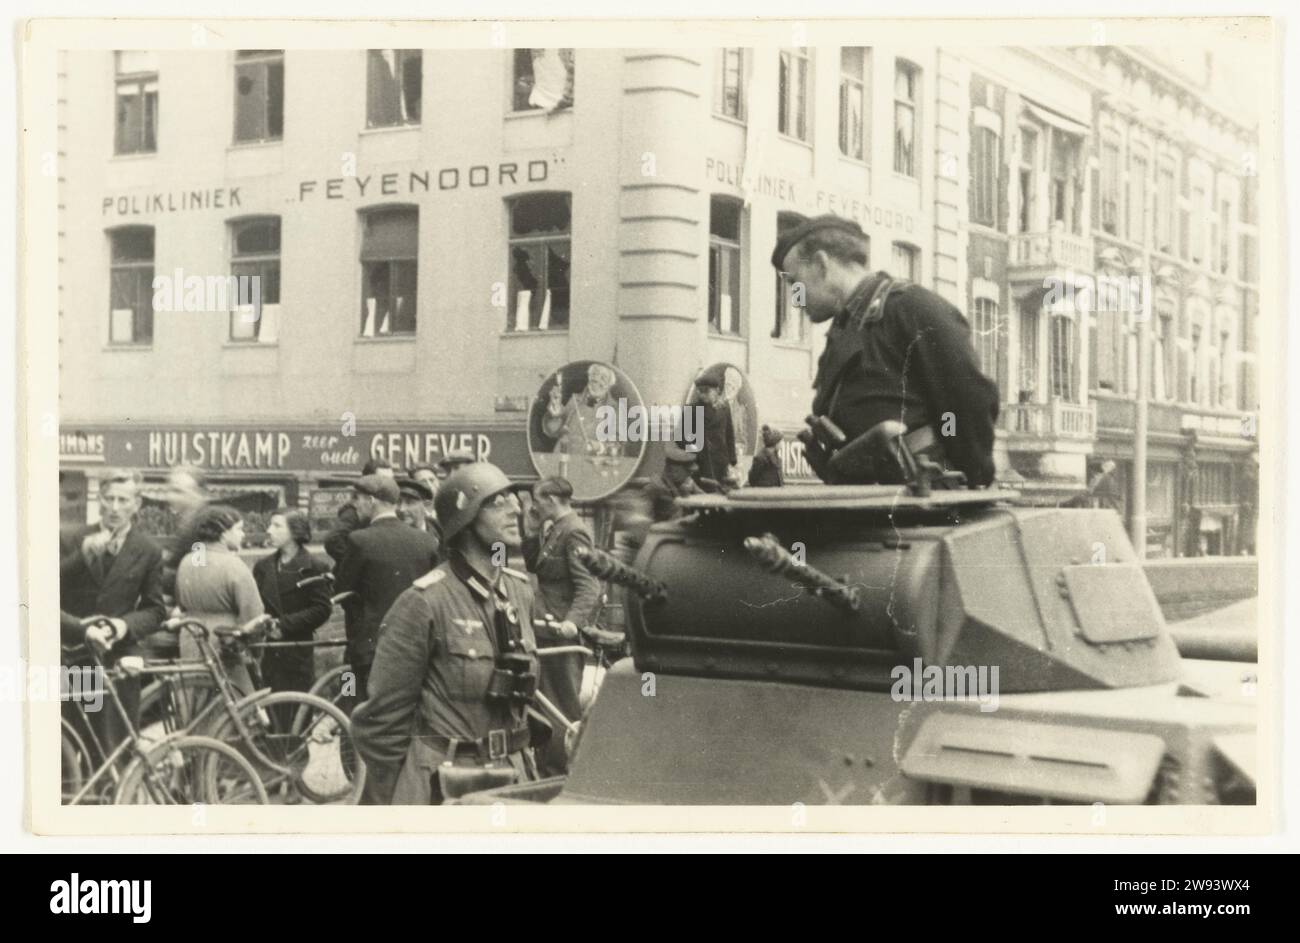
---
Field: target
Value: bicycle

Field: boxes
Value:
[60,636,268,806]
[136,615,364,805]
[530,618,628,763]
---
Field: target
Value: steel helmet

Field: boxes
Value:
[434,462,515,542]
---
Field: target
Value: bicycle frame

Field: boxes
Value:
[64,646,204,806]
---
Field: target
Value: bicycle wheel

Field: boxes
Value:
[307,663,353,713]
[209,691,364,805]
[114,735,268,805]
[61,720,90,803]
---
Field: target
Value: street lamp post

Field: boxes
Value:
[1131,266,1150,559]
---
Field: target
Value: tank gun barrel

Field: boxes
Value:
[742,533,861,613]
[575,546,668,604]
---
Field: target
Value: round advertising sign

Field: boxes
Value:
[526,360,648,502]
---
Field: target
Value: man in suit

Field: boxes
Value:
[333,475,440,713]
[324,458,395,565]
[520,475,601,776]
[60,468,166,755]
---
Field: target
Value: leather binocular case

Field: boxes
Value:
[486,652,538,707]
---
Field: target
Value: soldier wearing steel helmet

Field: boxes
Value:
[352,462,542,805]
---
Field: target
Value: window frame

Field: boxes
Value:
[358,206,419,338]
[708,196,743,336]
[715,48,746,122]
[970,125,1000,228]
[113,51,159,156]
[1100,137,1121,236]
[778,47,811,143]
[972,296,1001,382]
[893,60,920,177]
[510,48,575,114]
[232,50,285,145]
[891,241,919,282]
[227,216,281,343]
[107,226,155,347]
[773,211,811,341]
[506,192,572,332]
[838,47,868,161]
[1127,147,1149,245]
[1048,310,1077,403]
[366,49,423,129]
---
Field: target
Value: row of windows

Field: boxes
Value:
[1096,132,1255,279]
[969,115,1087,237]
[968,299,1079,404]
[716,48,920,176]
[107,193,573,345]
[107,192,917,346]
[113,48,574,155]
[964,79,1258,287]
[1091,307,1242,410]
[968,290,1245,411]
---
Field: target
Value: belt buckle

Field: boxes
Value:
[487,728,508,761]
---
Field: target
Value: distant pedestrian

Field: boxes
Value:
[643,443,704,524]
[175,504,265,696]
[395,478,441,551]
[747,425,786,488]
[324,458,395,564]
[60,469,166,754]
[253,510,332,694]
[332,474,440,727]
[687,369,737,491]
[521,476,600,776]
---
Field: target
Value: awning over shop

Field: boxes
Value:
[1022,99,1091,138]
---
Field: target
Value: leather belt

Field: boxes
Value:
[428,727,531,763]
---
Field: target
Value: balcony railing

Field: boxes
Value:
[1008,230,1094,271]
[1004,399,1096,440]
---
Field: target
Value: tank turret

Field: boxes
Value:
[624,485,1181,693]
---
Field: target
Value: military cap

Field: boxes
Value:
[352,473,400,504]
[397,477,434,501]
[770,214,868,270]
[693,366,725,390]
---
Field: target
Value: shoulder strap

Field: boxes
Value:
[849,274,910,332]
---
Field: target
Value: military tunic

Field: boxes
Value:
[352,552,540,805]
[812,272,1000,487]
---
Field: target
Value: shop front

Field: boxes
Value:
[59,421,534,543]
[1090,402,1258,558]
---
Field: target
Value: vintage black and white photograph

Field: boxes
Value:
[18,14,1281,837]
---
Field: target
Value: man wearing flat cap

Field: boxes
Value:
[333,474,441,760]
[397,477,442,545]
[771,215,999,487]
[688,369,738,491]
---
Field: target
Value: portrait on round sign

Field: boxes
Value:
[682,363,758,489]
[527,360,647,502]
